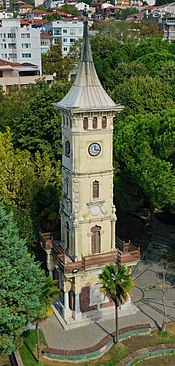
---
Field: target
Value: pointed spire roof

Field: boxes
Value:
[55,7,122,113]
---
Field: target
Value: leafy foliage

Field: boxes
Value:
[59,4,79,17]
[99,263,134,305]
[115,7,139,20]
[0,203,47,355]
[42,43,73,82]
[113,110,175,214]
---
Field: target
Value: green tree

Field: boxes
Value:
[0,203,47,355]
[112,76,174,117]
[99,264,134,343]
[42,43,73,82]
[113,110,175,221]
[115,7,138,20]
[59,4,79,17]
[43,12,61,21]
[0,128,61,248]
[36,276,59,363]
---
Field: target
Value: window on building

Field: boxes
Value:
[83,117,88,130]
[63,38,67,43]
[21,33,30,38]
[63,29,67,33]
[0,71,3,77]
[92,117,97,129]
[41,40,49,46]
[9,53,17,58]
[91,226,101,254]
[22,43,31,48]
[3,34,6,38]
[63,47,67,52]
[54,39,60,45]
[4,44,6,49]
[8,43,16,49]
[8,33,16,38]
[93,181,99,199]
[22,53,31,58]
[70,29,75,35]
[0,34,2,38]
[102,116,107,129]
[70,38,75,43]
[54,28,61,36]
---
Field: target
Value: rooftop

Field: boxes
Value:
[55,7,123,113]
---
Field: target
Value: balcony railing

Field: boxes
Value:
[40,232,140,274]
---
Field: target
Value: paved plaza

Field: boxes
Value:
[41,220,175,351]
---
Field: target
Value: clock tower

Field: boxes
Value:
[40,8,140,325]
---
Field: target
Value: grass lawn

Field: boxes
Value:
[20,329,50,366]
[19,327,175,366]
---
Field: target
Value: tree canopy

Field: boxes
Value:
[0,204,47,354]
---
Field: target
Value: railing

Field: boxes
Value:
[40,232,140,273]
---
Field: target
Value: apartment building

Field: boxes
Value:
[43,19,83,55]
[0,18,42,73]
[40,32,53,53]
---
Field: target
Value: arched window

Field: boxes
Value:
[93,180,99,199]
[102,116,107,129]
[91,226,101,254]
[92,117,97,129]
[66,222,70,251]
[83,117,88,130]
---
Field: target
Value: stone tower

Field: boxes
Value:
[40,8,140,325]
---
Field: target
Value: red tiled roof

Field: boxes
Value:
[40,32,53,39]
[56,10,70,16]
[33,19,49,24]
[0,59,21,67]
[30,9,47,14]
[0,9,13,12]
[20,19,30,24]
[13,1,26,4]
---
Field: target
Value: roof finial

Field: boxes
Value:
[81,4,92,62]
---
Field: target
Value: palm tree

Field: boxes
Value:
[36,276,60,364]
[99,263,134,344]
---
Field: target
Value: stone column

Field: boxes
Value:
[111,205,116,249]
[46,250,54,278]
[111,220,116,249]
[63,282,72,319]
[73,293,82,321]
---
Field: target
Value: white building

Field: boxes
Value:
[40,32,53,53]
[0,10,13,19]
[0,18,42,74]
[44,0,63,9]
[43,19,83,55]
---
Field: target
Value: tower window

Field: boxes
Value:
[93,180,99,199]
[91,225,101,254]
[83,117,88,130]
[102,116,107,129]
[93,117,97,129]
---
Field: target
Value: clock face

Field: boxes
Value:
[65,140,70,156]
[88,143,101,157]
